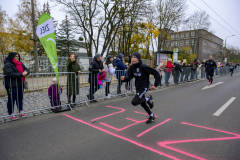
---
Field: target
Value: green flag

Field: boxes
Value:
[36,13,60,91]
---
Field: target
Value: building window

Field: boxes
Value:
[192,39,194,44]
[171,42,174,47]
[176,34,179,39]
[186,33,189,37]
[181,33,184,38]
[190,49,193,53]
[175,41,178,46]
[186,40,189,45]
[181,40,184,46]
[171,35,175,39]
[191,32,195,36]
[166,42,170,47]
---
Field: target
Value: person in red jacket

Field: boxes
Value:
[165,58,173,86]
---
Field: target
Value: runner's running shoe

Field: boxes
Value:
[146,115,155,124]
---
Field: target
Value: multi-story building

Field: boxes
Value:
[164,29,223,61]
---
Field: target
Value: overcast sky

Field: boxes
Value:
[1,0,240,49]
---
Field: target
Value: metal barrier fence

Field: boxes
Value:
[0,71,134,123]
[0,66,239,123]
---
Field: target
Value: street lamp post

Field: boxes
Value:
[223,35,235,61]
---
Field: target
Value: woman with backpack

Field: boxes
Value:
[104,55,116,99]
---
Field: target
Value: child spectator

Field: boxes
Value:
[48,77,62,112]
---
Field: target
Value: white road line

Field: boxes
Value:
[213,97,236,116]
[201,82,224,90]
[213,82,224,86]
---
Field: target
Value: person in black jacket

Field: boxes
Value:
[205,56,217,86]
[115,53,127,95]
[3,52,29,120]
[87,53,104,102]
[121,52,160,124]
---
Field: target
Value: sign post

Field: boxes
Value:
[173,48,178,62]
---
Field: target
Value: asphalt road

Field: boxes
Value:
[1,72,240,160]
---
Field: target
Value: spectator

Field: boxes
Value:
[3,52,29,120]
[88,53,104,102]
[180,59,186,83]
[48,77,62,112]
[201,60,206,79]
[103,55,116,99]
[190,61,197,81]
[165,58,173,86]
[193,59,199,80]
[115,53,127,94]
[125,62,132,93]
[173,61,181,84]
[156,60,166,86]
[185,64,191,82]
[67,53,81,107]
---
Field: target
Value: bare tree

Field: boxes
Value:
[54,0,129,57]
[156,0,188,51]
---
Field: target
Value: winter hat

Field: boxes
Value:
[53,77,58,83]
[132,52,141,61]
[107,55,113,60]
[118,53,124,59]
[8,52,19,60]
[95,53,101,59]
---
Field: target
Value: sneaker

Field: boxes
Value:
[147,95,154,109]
[19,111,26,118]
[210,83,213,86]
[208,80,210,84]
[90,100,98,103]
[146,115,155,124]
[11,114,17,120]
[105,95,111,99]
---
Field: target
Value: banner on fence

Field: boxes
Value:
[36,13,59,90]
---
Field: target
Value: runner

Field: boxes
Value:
[205,56,217,86]
[229,62,235,76]
[121,52,160,124]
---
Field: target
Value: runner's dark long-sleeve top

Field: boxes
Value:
[205,60,217,73]
[122,64,160,89]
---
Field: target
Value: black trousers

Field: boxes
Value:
[131,88,152,115]
[206,72,214,83]
[6,87,24,115]
[117,78,123,94]
[89,82,100,100]
[105,81,111,96]
[230,68,234,75]
[68,95,76,104]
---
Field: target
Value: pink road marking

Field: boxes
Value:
[100,119,147,131]
[63,114,180,160]
[137,119,171,137]
[91,106,125,121]
[100,116,158,131]
[181,122,240,137]
[134,111,149,115]
[158,122,240,160]
[159,144,206,160]
[126,118,144,123]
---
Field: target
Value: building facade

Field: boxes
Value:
[165,29,223,61]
